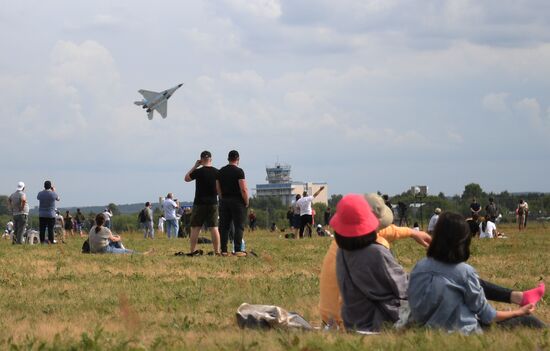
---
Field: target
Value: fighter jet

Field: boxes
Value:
[134,83,183,120]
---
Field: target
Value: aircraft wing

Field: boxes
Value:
[156,100,168,118]
[138,89,159,101]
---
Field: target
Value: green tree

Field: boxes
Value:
[313,202,328,226]
[0,196,9,215]
[107,203,120,215]
[461,183,484,201]
[328,194,343,210]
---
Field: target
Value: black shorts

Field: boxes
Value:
[190,204,219,228]
[292,214,301,228]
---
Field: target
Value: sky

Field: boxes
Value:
[1,0,550,207]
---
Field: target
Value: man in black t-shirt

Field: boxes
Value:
[184,150,221,255]
[470,197,481,215]
[216,150,249,256]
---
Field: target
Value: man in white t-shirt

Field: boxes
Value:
[480,217,497,239]
[296,186,325,238]
[427,208,441,235]
[163,193,179,239]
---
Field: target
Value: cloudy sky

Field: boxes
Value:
[1,0,550,207]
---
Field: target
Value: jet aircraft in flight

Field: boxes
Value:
[134,83,183,120]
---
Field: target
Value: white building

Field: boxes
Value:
[255,163,328,206]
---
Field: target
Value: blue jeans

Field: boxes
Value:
[165,219,179,238]
[104,241,134,254]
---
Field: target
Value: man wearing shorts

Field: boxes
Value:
[185,150,221,255]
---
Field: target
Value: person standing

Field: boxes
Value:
[158,213,165,233]
[54,210,65,243]
[75,208,86,237]
[517,199,528,231]
[485,197,499,219]
[523,200,530,229]
[143,202,154,239]
[216,150,249,256]
[296,187,325,238]
[36,180,60,244]
[64,210,74,236]
[184,150,221,255]
[470,198,481,216]
[248,210,257,231]
[8,181,29,244]
[382,194,392,210]
[427,208,441,235]
[286,206,294,229]
[291,194,301,238]
[324,207,331,228]
[163,193,179,239]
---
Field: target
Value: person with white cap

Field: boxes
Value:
[427,207,441,235]
[8,181,30,244]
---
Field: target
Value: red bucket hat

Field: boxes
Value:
[330,194,380,237]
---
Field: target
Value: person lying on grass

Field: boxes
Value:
[89,214,146,254]
[408,211,545,334]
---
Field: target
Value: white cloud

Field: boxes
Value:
[482,92,510,113]
[515,98,550,135]
[224,0,282,19]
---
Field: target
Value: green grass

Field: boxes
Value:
[0,223,548,350]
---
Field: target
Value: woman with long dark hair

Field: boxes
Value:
[89,214,136,254]
[408,212,545,334]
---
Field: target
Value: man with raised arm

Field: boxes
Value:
[184,150,221,256]
[296,186,325,238]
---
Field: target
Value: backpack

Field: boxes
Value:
[138,209,147,223]
[81,239,90,253]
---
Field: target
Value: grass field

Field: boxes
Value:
[0,223,548,350]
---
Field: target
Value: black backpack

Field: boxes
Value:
[81,239,90,253]
[138,209,147,223]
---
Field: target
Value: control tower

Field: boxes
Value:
[266,163,292,184]
[255,162,328,206]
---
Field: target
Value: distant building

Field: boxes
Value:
[255,163,328,206]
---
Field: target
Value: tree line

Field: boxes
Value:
[1,183,549,233]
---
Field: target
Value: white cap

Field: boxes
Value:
[16,181,25,190]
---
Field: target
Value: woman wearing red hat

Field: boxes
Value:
[331,194,409,332]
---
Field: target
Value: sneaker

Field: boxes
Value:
[234,251,247,257]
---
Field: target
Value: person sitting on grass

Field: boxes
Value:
[89,214,140,254]
[408,212,546,334]
[320,194,546,331]
[479,215,505,239]
[319,193,432,329]
[331,194,409,332]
